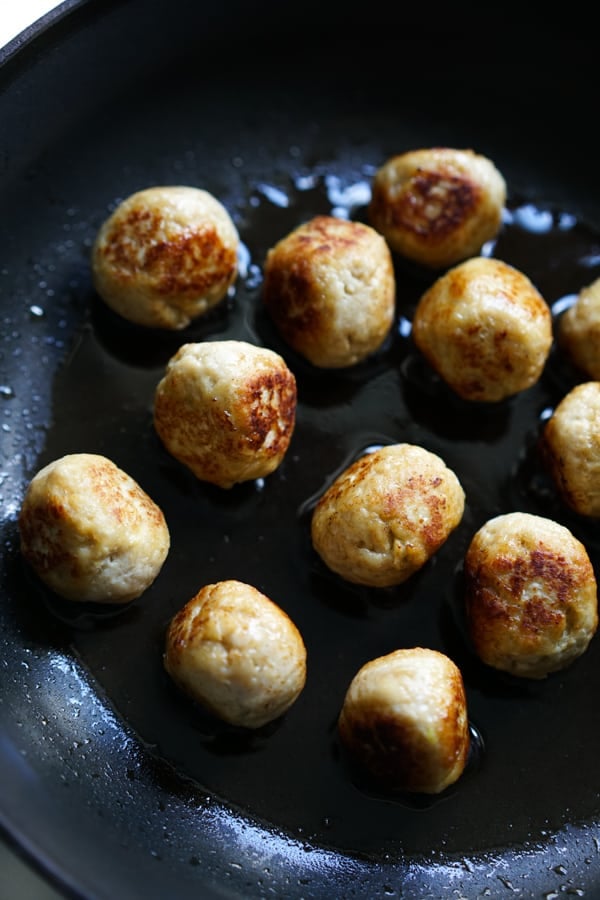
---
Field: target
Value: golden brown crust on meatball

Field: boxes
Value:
[338,647,470,794]
[311,443,465,587]
[464,512,598,678]
[153,340,297,489]
[18,453,170,603]
[541,381,600,517]
[558,278,600,380]
[412,256,553,402]
[262,215,395,368]
[368,147,506,269]
[91,186,239,329]
[164,580,307,728]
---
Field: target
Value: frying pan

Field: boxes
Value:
[2,2,600,897]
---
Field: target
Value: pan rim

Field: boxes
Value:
[1,2,600,898]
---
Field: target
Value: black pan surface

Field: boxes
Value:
[2,2,600,897]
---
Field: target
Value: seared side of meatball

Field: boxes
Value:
[541,381,600,517]
[164,580,307,729]
[92,186,239,329]
[18,453,170,603]
[263,215,396,368]
[153,340,297,489]
[368,147,506,269]
[412,256,553,402]
[464,512,598,678]
[338,647,470,794]
[311,443,465,587]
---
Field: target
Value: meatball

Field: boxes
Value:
[153,340,297,489]
[338,647,470,794]
[412,256,552,402]
[91,185,239,329]
[368,147,506,269]
[558,277,600,380]
[541,381,600,517]
[262,214,396,368]
[164,580,307,729]
[464,512,598,679]
[18,453,170,604]
[311,443,465,587]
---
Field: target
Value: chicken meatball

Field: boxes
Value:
[18,453,170,604]
[91,185,239,329]
[338,647,470,794]
[558,277,600,380]
[262,214,396,368]
[412,256,552,402]
[164,580,307,729]
[464,512,598,679]
[153,340,297,489]
[311,443,465,587]
[541,381,600,517]
[368,147,506,269]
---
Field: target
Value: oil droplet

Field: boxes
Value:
[398,316,412,338]
[552,293,577,316]
[512,203,555,233]
[558,211,577,230]
[295,173,318,191]
[324,174,371,217]
[256,183,290,208]
[466,723,486,774]
[244,263,262,291]
[237,241,251,279]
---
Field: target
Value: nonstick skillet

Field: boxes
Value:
[2,2,600,897]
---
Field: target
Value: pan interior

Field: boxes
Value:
[1,3,600,897]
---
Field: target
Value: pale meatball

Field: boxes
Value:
[164,580,307,728]
[262,215,396,368]
[153,340,297,489]
[541,381,600,517]
[18,453,170,604]
[412,256,553,402]
[368,147,506,269]
[338,647,470,794]
[311,443,465,587]
[558,277,600,379]
[464,512,598,679]
[91,186,239,329]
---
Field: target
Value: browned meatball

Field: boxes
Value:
[412,256,553,402]
[18,453,170,603]
[153,340,297,489]
[368,147,506,268]
[92,186,239,329]
[541,381,600,517]
[465,512,598,678]
[311,443,465,587]
[338,647,470,794]
[558,277,600,380]
[262,215,395,368]
[164,580,307,729]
